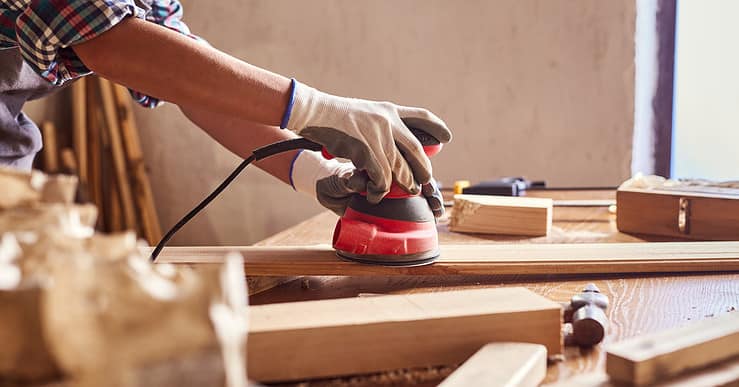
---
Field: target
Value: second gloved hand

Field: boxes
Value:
[291,150,445,218]
[284,80,452,204]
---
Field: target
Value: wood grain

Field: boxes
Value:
[450,195,553,236]
[248,288,562,382]
[606,311,739,386]
[154,241,739,276]
[439,343,547,387]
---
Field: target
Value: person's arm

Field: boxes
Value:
[179,106,297,184]
[72,17,290,127]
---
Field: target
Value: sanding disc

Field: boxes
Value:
[335,249,440,267]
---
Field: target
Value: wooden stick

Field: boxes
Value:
[151,241,739,276]
[606,312,739,386]
[40,122,58,173]
[248,287,562,382]
[97,78,137,231]
[71,78,87,183]
[86,77,104,228]
[111,84,162,245]
[439,343,547,387]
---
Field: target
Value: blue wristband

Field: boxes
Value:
[280,78,297,129]
[288,149,304,190]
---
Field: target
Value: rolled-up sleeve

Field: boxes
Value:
[14,0,202,108]
[16,0,145,86]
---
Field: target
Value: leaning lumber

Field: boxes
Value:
[153,241,739,276]
[450,194,553,236]
[248,287,562,382]
[606,312,739,386]
[98,77,137,231]
[438,343,547,387]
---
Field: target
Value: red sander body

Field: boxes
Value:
[330,128,443,266]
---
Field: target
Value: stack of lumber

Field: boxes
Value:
[36,77,161,245]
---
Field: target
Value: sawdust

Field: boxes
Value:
[275,365,456,387]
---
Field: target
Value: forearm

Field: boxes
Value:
[72,17,290,126]
[180,105,298,184]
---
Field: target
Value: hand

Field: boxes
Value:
[292,151,446,218]
[285,81,452,204]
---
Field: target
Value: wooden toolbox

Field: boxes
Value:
[617,181,739,240]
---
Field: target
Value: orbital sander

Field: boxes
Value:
[150,128,443,268]
[328,128,443,266]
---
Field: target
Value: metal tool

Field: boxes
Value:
[326,128,443,267]
[563,283,609,347]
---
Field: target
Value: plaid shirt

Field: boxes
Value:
[0,0,201,108]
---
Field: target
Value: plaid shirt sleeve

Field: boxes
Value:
[9,0,202,108]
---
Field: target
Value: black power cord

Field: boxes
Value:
[150,138,322,262]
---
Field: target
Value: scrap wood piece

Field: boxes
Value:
[97,77,137,231]
[450,194,553,236]
[111,83,162,245]
[438,343,546,387]
[247,287,562,382]
[606,312,739,386]
[85,77,104,228]
[152,241,739,276]
[550,356,739,386]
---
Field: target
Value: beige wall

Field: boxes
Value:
[128,0,635,245]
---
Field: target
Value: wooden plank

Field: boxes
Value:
[152,241,739,276]
[617,187,739,240]
[111,84,162,245]
[554,357,739,386]
[40,122,58,173]
[439,343,547,387]
[606,312,739,386]
[71,78,87,183]
[450,194,552,236]
[248,287,562,382]
[97,78,137,230]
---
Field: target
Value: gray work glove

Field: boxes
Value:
[291,150,444,218]
[285,80,452,204]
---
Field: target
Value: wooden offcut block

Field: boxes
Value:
[439,343,547,387]
[617,186,739,240]
[450,195,553,236]
[247,287,562,382]
[606,312,739,386]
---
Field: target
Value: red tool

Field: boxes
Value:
[323,128,443,266]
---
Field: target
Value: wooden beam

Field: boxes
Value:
[450,195,552,236]
[152,241,739,276]
[439,343,547,387]
[248,287,562,382]
[98,78,137,231]
[606,312,739,386]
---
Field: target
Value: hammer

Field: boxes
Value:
[563,283,609,347]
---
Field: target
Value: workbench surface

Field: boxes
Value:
[249,190,739,386]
